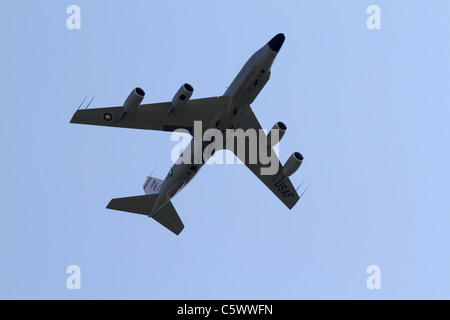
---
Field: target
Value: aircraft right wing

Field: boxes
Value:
[70,96,228,135]
[225,105,301,210]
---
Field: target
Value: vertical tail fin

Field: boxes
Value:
[143,176,164,195]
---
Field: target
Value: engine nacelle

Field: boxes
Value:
[281,152,303,177]
[171,83,194,111]
[266,121,287,148]
[123,87,145,113]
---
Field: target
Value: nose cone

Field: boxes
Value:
[267,33,285,52]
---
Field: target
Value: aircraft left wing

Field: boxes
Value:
[70,96,228,134]
[225,105,301,209]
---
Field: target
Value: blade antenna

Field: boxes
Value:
[299,183,311,200]
[77,94,89,110]
[85,96,95,109]
[296,181,305,192]
[149,165,158,177]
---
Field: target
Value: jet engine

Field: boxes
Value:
[171,83,194,111]
[281,152,303,177]
[266,121,287,148]
[123,87,145,113]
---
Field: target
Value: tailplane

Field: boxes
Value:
[150,201,184,235]
[106,173,184,235]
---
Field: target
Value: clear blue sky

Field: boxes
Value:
[1,1,449,299]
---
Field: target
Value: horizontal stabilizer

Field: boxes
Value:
[106,195,184,235]
[151,201,184,235]
[107,194,157,215]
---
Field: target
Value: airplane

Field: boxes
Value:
[70,33,307,235]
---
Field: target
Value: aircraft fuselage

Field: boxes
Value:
[150,34,285,215]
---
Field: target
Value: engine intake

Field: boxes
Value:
[123,87,145,113]
[171,83,194,112]
[266,121,287,148]
[281,152,303,177]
